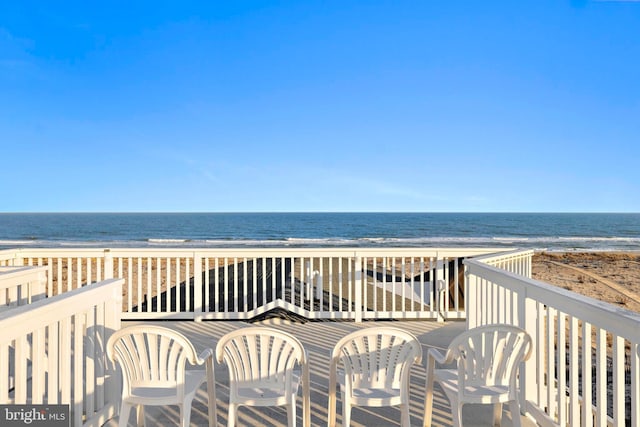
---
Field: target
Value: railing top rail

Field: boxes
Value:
[3,248,110,256]
[6,247,512,258]
[0,248,21,261]
[0,265,48,277]
[465,257,640,341]
[0,266,47,291]
[0,278,124,341]
[466,248,534,264]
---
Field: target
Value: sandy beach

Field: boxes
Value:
[532,251,640,313]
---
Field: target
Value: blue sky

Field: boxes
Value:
[1,1,638,212]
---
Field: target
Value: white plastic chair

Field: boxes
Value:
[423,324,532,427]
[215,326,310,427]
[328,327,423,427]
[106,325,217,427]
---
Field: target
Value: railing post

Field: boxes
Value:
[193,253,203,321]
[12,254,23,267]
[104,249,114,280]
[36,268,47,301]
[354,256,362,323]
[105,279,123,420]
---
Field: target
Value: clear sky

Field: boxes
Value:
[1,1,638,213]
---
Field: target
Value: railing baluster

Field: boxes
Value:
[166,258,172,313]
[15,335,28,403]
[60,316,71,406]
[136,257,142,312]
[632,342,640,427]
[613,334,625,425]
[156,257,161,314]
[547,306,555,418]
[569,316,580,426]
[270,257,275,313]
[251,257,257,311]
[57,257,62,295]
[401,257,406,315]
[193,254,202,319]
[175,257,181,313]
[186,257,191,312]
[73,311,84,427]
[391,256,396,313]
[338,258,343,312]
[127,257,133,312]
[0,342,7,402]
[557,312,567,425]
[204,257,210,312]
[32,327,45,404]
[595,328,607,426]
[146,257,152,313]
[242,257,248,311]
[233,257,238,313]
[214,257,220,312]
[318,257,324,314]
[261,256,266,309]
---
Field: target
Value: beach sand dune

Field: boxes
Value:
[532,251,640,313]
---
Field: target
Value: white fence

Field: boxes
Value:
[0,266,47,309]
[0,278,123,427]
[466,250,640,427]
[2,246,638,426]
[0,247,510,321]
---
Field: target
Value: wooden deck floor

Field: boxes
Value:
[105,319,536,427]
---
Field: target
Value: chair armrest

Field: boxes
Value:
[427,347,453,366]
[195,347,215,365]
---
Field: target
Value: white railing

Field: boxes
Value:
[0,247,509,321]
[0,278,123,427]
[0,266,48,308]
[466,250,640,427]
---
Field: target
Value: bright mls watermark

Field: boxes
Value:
[1,405,69,426]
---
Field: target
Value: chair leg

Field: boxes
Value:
[227,403,237,427]
[423,396,433,427]
[509,401,523,427]
[493,403,503,426]
[136,405,145,427]
[287,400,297,427]
[342,398,351,427]
[206,374,217,427]
[423,358,435,427]
[181,400,194,427]
[400,404,410,427]
[118,403,132,427]
[452,403,463,427]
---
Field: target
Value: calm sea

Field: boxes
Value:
[0,213,638,252]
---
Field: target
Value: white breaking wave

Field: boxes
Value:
[148,238,192,244]
[0,239,37,245]
[2,235,640,251]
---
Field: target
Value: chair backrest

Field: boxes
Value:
[216,327,306,393]
[447,324,532,399]
[332,327,422,390]
[106,325,200,399]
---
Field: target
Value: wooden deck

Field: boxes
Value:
[105,319,536,427]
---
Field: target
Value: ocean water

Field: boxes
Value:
[0,212,638,251]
